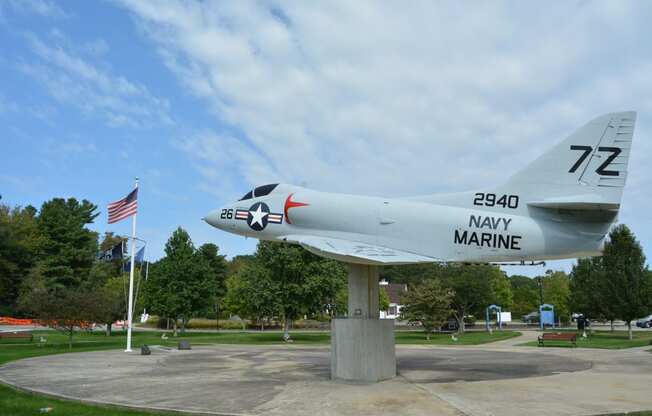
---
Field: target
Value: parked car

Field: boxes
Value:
[441,318,458,331]
[635,314,652,328]
[522,311,539,324]
[440,316,476,331]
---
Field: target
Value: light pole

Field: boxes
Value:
[537,276,544,306]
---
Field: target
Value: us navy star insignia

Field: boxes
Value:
[249,204,268,227]
[235,202,283,231]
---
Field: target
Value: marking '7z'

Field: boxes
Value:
[569,145,622,176]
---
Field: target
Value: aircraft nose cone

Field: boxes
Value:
[204,209,223,229]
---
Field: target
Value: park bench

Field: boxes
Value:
[538,332,577,347]
[0,331,34,342]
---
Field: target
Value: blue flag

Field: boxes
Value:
[123,246,145,272]
[135,246,145,263]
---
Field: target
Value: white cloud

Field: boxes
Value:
[117,1,652,198]
[0,94,56,123]
[18,33,172,129]
[2,0,68,18]
[116,1,652,269]
[174,131,278,200]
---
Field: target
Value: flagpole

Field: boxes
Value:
[125,178,138,352]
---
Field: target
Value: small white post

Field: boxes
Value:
[125,178,138,352]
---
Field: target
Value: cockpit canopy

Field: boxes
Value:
[239,183,279,201]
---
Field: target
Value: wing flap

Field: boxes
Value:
[280,235,437,265]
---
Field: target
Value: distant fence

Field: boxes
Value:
[0,317,37,326]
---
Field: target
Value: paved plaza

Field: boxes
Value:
[1,332,651,416]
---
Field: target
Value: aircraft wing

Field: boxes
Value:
[279,235,438,265]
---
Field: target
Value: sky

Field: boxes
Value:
[1,0,651,277]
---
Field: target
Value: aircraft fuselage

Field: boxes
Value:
[207,185,606,263]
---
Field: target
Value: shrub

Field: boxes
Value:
[185,318,250,330]
[293,319,329,330]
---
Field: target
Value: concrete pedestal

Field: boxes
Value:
[330,264,396,383]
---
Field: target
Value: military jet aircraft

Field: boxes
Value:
[205,112,637,265]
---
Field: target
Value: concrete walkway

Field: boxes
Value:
[1,333,651,416]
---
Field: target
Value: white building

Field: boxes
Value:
[379,280,407,319]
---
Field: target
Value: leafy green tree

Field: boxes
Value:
[197,243,228,324]
[602,224,651,340]
[227,254,255,276]
[509,275,539,318]
[145,261,179,333]
[380,263,442,286]
[301,257,347,321]
[197,243,227,296]
[570,257,602,317]
[92,276,127,336]
[379,286,390,312]
[145,228,213,335]
[333,285,348,318]
[336,284,391,317]
[223,274,249,319]
[489,270,513,310]
[99,231,125,252]
[35,198,99,290]
[436,264,496,333]
[541,270,571,325]
[19,288,101,349]
[222,255,258,321]
[0,204,41,315]
[85,258,121,290]
[241,241,346,341]
[400,279,454,339]
[225,264,279,330]
[569,257,619,329]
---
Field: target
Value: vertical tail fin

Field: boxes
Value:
[504,111,636,208]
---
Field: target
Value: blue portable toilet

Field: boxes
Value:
[486,304,502,331]
[539,304,555,329]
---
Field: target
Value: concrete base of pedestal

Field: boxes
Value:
[330,318,396,382]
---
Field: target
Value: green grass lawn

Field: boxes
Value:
[520,330,652,349]
[0,329,521,367]
[0,384,175,416]
[396,329,520,345]
[0,328,519,415]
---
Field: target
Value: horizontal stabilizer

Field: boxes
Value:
[528,197,619,211]
[279,235,437,265]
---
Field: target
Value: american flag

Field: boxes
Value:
[108,188,138,224]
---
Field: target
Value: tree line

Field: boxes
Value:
[0,196,531,340]
[2,198,650,343]
[0,198,349,342]
[382,262,571,331]
[569,224,651,339]
[1,199,126,347]
[398,225,652,340]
